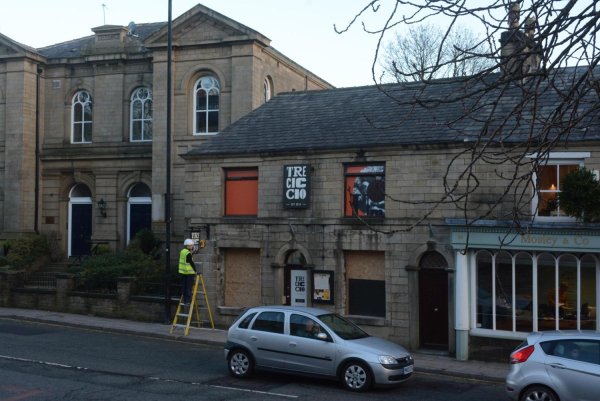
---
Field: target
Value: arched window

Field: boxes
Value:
[264,78,271,102]
[194,76,219,135]
[130,88,153,142]
[72,91,92,143]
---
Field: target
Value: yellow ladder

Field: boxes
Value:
[170,274,215,335]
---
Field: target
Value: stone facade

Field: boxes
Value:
[182,144,600,359]
[0,4,332,255]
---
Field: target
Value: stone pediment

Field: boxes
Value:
[0,32,42,59]
[145,3,270,47]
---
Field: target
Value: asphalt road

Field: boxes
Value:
[0,318,507,400]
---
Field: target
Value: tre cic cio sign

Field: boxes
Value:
[283,164,311,209]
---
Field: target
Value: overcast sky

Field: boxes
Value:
[0,0,405,88]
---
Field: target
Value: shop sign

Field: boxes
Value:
[312,270,335,305]
[291,269,307,306]
[451,229,600,252]
[283,164,310,209]
[190,230,203,254]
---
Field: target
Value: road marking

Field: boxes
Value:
[0,317,221,349]
[0,355,88,371]
[1,354,298,399]
[209,385,298,398]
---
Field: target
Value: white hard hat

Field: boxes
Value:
[184,239,194,246]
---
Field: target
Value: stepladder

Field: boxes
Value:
[170,274,215,335]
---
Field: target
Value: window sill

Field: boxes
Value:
[193,132,219,136]
[470,328,528,340]
[218,306,246,316]
[70,142,93,145]
[344,315,388,326]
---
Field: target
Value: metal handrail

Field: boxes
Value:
[68,242,109,269]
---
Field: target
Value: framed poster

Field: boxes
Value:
[312,270,335,304]
[290,269,308,306]
[283,164,310,209]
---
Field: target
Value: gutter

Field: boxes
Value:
[34,66,43,235]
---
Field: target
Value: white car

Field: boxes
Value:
[224,306,414,391]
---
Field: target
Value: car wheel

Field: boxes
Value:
[341,361,372,392]
[228,349,254,378]
[520,385,559,401]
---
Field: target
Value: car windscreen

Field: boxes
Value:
[318,314,369,340]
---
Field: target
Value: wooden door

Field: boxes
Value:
[419,268,449,350]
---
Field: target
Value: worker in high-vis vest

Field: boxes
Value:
[179,239,199,305]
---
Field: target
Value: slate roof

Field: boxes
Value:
[187,67,600,158]
[36,22,166,58]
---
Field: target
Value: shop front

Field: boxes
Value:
[451,225,600,360]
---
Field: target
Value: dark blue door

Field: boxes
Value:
[71,203,92,256]
[129,203,152,241]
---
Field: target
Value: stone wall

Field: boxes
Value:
[0,272,212,326]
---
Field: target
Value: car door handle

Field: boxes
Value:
[289,342,297,347]
[250,336,257,341]
[550,363,566,369]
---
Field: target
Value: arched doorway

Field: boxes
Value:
[284,250,308,306]
[127,183,152,243]
[419,251,449,350]
[69,184,93,256]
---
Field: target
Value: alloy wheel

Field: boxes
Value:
[230,352,249,375]
[525,389,553,401]
[344,364,367,389]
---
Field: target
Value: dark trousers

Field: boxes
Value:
[181,275,195,304]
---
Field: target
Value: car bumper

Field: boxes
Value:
[505,366,524,400]
[369,362,414,388]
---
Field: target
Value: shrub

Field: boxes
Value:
[0,257,8,267]
[46,231,63,262]
[94,245,112,255]
[126,229,162,258]
[5,235,51,271]
[70,251,165,281]
[559,167,600,223]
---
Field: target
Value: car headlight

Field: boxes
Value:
[378,355,397,365]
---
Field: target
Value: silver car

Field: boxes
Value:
[506,331,600,401]
[224,306,413,391]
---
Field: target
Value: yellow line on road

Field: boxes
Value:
[414,370,503,385]
[0,317,221,349]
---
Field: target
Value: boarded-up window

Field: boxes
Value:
[225,169,258,216]
[346,251,386,317]
[225,248,261,307]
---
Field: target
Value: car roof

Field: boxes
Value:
[247,305,333,317]
[535,330,600,340]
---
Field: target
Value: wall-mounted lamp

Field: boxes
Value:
[550,184,556,190]
[97,198,107,218]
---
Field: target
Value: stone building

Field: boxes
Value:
[0,4,331,255]
[182,75,600,360]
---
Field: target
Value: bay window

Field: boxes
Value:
[475,250,598,333]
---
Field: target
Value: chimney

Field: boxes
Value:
[499,2,540,76]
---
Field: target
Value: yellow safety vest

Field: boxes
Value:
[179,249,195,275]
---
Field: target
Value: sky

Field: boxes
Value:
[0,0,403,88]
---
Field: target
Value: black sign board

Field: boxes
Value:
[283,164,310,209]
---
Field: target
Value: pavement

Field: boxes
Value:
[0,307,509,383]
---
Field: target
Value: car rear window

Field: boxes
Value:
[251,312,285,334]
[238,312,257,329]
[541,340,600,365]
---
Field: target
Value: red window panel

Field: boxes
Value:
[225,169,258,216]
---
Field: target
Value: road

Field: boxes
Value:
[0,318,507,400]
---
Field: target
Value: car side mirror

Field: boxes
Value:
[317,333,328,341]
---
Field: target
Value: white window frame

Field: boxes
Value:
[71,91,93,144]
[529,152,589,221]
[126,184,152,244]
[193,76,220,136]
[130,88,153,142]
[470,250,600,338]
